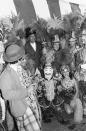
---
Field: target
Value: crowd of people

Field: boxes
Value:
[0,12,86,131]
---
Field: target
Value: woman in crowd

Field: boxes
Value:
[60,65,83,124]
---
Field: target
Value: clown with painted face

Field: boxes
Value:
[37,63,63,106]
[43,64,55,102]
[44,63,53,81]
[37,63,55,108]
[36,63,64,122]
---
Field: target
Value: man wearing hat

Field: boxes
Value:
[0,44,41,131]
[25,27,42,73]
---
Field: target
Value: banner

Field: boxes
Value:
[70,2,81,14]
[13,0,61,26]
[47,0,61,18]
[13,0,36,26]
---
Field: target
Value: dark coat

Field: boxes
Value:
[25,41,42,69]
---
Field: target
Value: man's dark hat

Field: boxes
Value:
[25,27,36,38]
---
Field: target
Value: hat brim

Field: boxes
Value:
[3,48,25,63]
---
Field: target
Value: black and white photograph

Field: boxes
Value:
[0,0,86,131]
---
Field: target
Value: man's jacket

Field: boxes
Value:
[0,65,28,117]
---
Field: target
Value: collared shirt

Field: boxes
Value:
[30,42,36,51]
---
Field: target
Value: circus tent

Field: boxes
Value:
[0,0,86,26]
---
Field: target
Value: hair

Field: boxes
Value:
[60,65,69,73]
[60,64,74,79]
[25,27,36,39]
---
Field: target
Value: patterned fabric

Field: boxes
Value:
[17,65,41,129]
[37,77,64,108]
[17,65,32,88]
[17,107,41,131]
[61,78,75,89]
[60,78,76,103]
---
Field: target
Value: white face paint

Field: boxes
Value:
[44,66,53,80]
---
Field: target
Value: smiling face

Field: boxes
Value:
[44,65,53,80]
[61,65,70,78]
